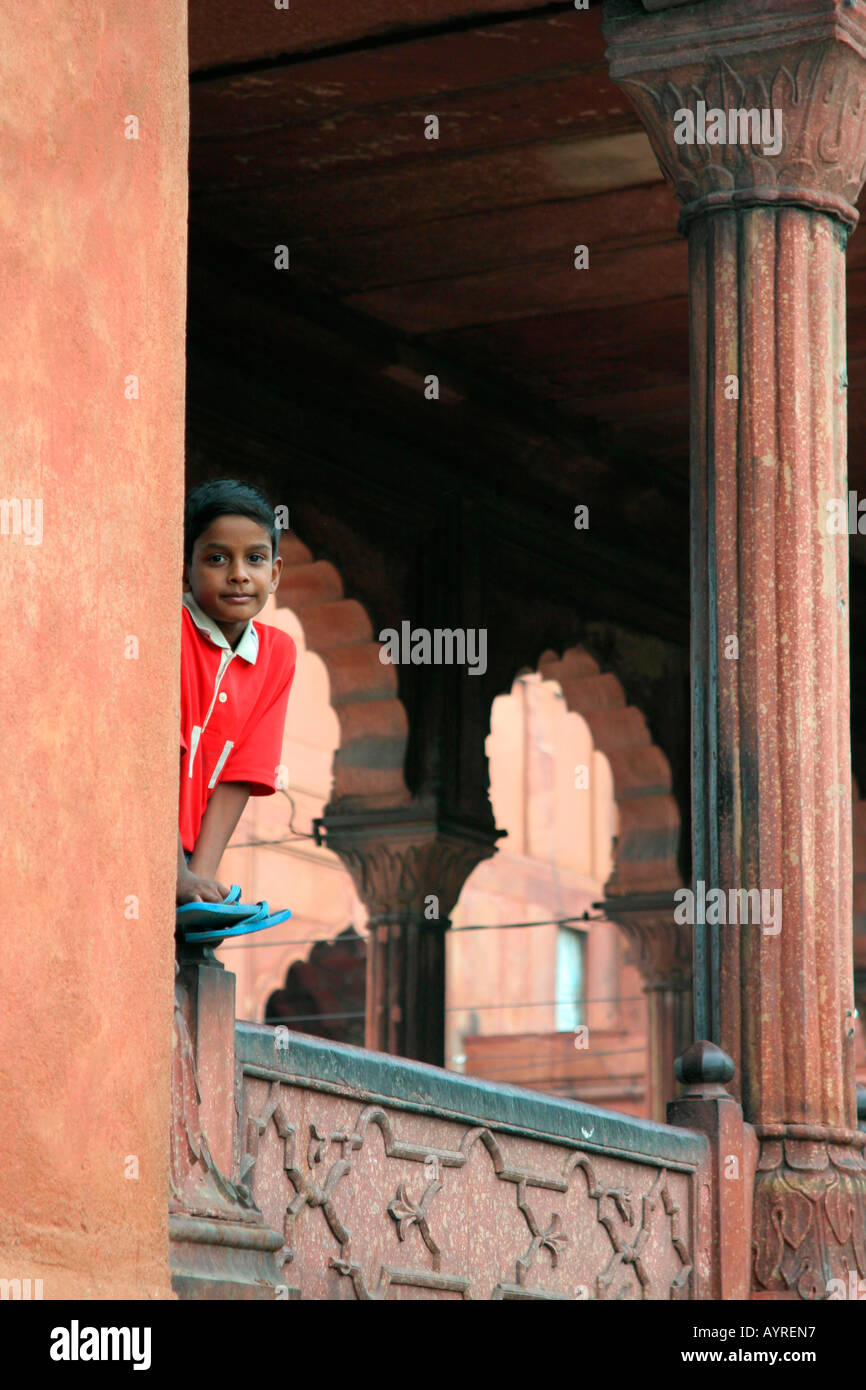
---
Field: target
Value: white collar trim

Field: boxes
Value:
[183,592,259,664]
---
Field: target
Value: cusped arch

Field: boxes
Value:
[274,533,411,812]
[537,646,683,900]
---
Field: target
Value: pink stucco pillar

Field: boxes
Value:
[0,2,188,1298]
[606,0,866,1296]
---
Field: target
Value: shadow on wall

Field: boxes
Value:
[266,925,367,1047]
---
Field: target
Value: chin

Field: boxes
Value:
[222,599,262,616]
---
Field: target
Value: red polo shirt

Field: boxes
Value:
[179,594,296,853]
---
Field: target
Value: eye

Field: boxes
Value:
[248,552,267,563]
[206,552,227,564]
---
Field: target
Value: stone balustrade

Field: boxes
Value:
[232,1022,712,1300]
[170,950,750,1299]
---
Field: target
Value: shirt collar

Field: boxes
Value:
[182,592,260,665]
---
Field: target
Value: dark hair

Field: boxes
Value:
[184,478,278,565]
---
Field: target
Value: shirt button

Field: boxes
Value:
[218,692,228,703]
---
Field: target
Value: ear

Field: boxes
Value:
[181,559,192,593]
[269,553,283,593]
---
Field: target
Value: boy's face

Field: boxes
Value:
[183,514,282,644]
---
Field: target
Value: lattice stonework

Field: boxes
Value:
[239,1074,694,1301]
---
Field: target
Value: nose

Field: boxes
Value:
[226,558,250,585]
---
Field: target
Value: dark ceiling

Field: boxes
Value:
[187,0,866,500]
[187,3,688,482]
[186,0,866,775]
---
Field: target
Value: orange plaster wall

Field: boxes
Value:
[0,2,188,1298]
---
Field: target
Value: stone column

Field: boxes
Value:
[605,0,866,1296]
[603,892,692,1122]
[320,807,499,1065]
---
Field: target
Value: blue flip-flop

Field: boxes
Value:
[182,902,292,943]
[176,884,255,931]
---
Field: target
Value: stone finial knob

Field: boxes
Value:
[675,1040,735,1087]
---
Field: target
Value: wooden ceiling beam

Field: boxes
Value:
[189,0,587,76]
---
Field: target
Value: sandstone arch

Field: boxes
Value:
[274,534,411,813]
[536,645,689,1119]
[536,646,682,903]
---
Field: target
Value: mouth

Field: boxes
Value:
[221,594,254,605]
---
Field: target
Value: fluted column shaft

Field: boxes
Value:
[689,205,852,1127]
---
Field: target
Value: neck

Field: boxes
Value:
[215,619,247,650]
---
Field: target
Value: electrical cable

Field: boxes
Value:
[254,993,645,1022]
[227,787,319,852]
[444,994,644,1012]
[219,912,604,950]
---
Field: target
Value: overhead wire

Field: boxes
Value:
[215,687,650,1093]
[219,911,603,950]
[227,787,320,852]
[260,1005,645,1028]
[220,810,647,1085]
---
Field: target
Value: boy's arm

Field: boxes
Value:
[177,827,228,905]
[187,781,252,882]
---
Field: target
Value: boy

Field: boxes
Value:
[177,478,296,905]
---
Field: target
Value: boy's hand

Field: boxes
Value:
[176,866,229,905]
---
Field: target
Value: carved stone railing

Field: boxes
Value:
[233,1023,714,1300]
[169,946,751,1298]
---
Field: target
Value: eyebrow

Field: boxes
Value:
[198,541,271,552]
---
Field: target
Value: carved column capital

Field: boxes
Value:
[604,0,866,232]
[319,804,501,1063]
[320,805,499,923]
[601,891,691,989]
